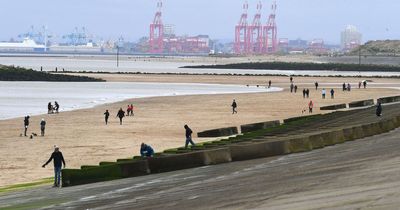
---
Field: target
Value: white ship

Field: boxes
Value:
[0,38,46,52]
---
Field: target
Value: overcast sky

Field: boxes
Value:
[0,0,398,44]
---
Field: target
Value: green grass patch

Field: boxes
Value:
[0,178,53,194]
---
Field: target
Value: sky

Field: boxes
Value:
[0,0,399,44]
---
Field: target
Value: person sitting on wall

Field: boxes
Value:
[140,143,154,158]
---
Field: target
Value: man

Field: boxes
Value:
[116,108,125,125]
[231,99,238,114]
[184,124,195,149]
[330,89,335,99]
[54,101,60,113]
[42,146,66,187]
[308,100,314,113]
[322,88,326,99]
[315,82,319,90]
[104,110,110,125]
[24,116,30,137]
[40,118,46,136]
[268,80,272,88]
[376,101,382,117]
[363,80,367,89]
[342,83,346,91]
[140,143,155,158]
[302,89,306,98]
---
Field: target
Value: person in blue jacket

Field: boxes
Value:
[140,143,154,157]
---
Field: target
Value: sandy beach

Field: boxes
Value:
[0,74,399,187]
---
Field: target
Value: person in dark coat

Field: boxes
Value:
[40,118,46,136]
[184,124,195,149]
[24,116,30,137]
[54,101,60,113]
[376,102,382,117]
[116,108,125,125]
[42,146,66,187]
[268,80,272,88]
[140,143,155,157]
[342,83,346,91]
[104,110,110,125]
[330,89,335,99]
[315,82,319,90]
[48,102,53,114]
[302,89,306,98]
[231,99,238,114]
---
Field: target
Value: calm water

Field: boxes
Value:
[1,56,400,77]
[0,82,281,120]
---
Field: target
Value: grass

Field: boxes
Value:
[0,178,53,194]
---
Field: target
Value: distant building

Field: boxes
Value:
[341,25,362,51]
[0,38,46,52]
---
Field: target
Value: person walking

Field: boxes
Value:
[231,99,238,114]
[140,143,155,158]
[290,76,293,83]
[302,89,306,98]
[268,80,272,88]
[306,89,310,98]
[376,101,382,117]
[322,88,326,99]
[130,104,134,116]
[290,83,294,93]
[342,83,346,91]
[116,108,125,125]
[330,89,335,99]
[363,80,367,89]
[184,124,195,149]
[40,119,46,136]
[315,82,319,90]
[294,85,298,93]
[347,83,351,91]
[104,110,110,125]
[358,82,362,89]
[24,116,30,137]
[308,100,314,113]
[42,146,66,187]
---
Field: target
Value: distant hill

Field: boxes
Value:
[351,40,400,56]
[0,66,104,82]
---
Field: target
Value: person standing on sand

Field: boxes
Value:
[315,82,319,90]
[104,110,110,125]
[130,104,134,116]
[116,108,125,125]
[268,80,272,88]
[23,116,30,136]
[54,101,60,113]
[363,80,367,89]
[48,102,53,114]
[40,119,46,136]
[358,82,362,89]
[308,100,314,113]
[306,89,310,98]
[184,124,195,149]
[302,89,306,98]
[347,83,351,91]
[322,88,326,99]
[231,99,238,114]
[42,146,66,187]
[290,76,293,83]
[330,89,335,99]
[290,83,294,93]
[342,83,346,91]
[376,101,382,117]
[294,85,298,93]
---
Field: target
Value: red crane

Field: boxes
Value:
[234,1,249,55]
[149,0,164,54]
[247,1,263,54]
[263,1,278,53]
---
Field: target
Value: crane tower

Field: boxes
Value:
[263,1,278,53]
[234,1,249,54]
[247,1,263,54]
[149,0,164,54]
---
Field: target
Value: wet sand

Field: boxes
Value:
[0,74,399,187]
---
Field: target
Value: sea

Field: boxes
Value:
[0,81,281,120]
